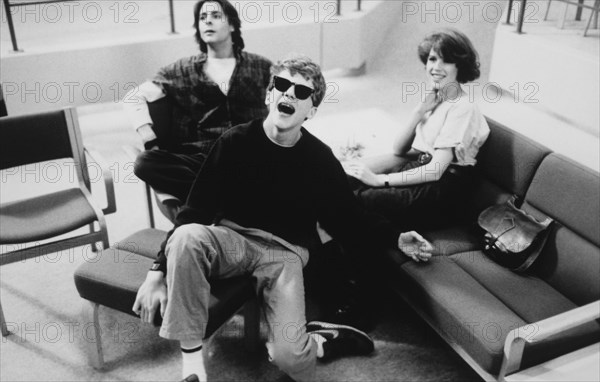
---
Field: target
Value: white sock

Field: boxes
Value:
[308,333,327,358]
[181,341,207,381]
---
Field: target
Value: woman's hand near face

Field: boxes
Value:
[417,83,442,115]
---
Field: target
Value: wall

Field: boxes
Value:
[0,1,403,116]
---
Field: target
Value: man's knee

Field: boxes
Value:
[133,150,156,181]
[166,224,216,267]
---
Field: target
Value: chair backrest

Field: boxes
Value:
[147,97,173,149]
[0,108,91,189]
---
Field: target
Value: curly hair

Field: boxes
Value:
[270,54,327,107]
[193,0,245,56]
[418,29,481,83]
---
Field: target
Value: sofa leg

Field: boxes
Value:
[243,298,260,351]
[82,301,105,370]
[0,300,9,337]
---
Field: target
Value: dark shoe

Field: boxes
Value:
[306,321,374,361]
[326,301,373,332]
[181,375,199,382]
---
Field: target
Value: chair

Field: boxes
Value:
[123,97,182,228]
[0,107,116,337]
[544,0,600,36]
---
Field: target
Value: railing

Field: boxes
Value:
[506,0,528,33]
[2,0,177,52]
[3,0,364,53]
[336,0,362,15]
[508,0,600,34]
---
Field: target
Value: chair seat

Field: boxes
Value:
[74,247,255,337]
[0,188,97,244]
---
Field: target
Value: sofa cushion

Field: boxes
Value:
[394,258,527,375]
[469,119,551,217]
[450,251,576,321]
[422,225,482,257]
[525,154,600,246]
[478,119,551,198]
[523,154,600,305]
[381,224,483,273]
[450,251,600,371]
[393,250,600,375]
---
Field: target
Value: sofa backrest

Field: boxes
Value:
[522,153,600,305]
[471,118,551,216]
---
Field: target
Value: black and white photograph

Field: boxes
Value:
[1,1,599,381]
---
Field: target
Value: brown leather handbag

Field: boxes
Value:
[478,196,554,272]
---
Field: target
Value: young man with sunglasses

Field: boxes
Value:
[124,0,272,209]
[133,55,433,382]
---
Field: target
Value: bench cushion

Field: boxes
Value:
[391,250,600,375]
[74,229,254,337]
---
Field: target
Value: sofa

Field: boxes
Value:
[380,117,600,381]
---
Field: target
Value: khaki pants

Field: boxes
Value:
[160,220,317,382]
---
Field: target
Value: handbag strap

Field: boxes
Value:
[484,216,517,252]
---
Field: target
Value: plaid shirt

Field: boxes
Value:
[153,51,272,155]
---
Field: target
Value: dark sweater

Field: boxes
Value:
[155,119,402,272]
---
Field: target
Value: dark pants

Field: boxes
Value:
[133,149,206,202]
[352,155,475,231]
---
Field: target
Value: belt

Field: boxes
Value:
[447,165,473,177]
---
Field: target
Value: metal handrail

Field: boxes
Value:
[2,0,363,53]
[506,0,528,34]
[2,0,177,52]
[509,0,600,34]
[337,0,363,15]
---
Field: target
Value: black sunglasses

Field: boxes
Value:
[272,76,315,101]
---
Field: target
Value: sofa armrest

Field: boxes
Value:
[84,148,116,215]
[499,300,600,380]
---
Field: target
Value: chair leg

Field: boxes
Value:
[82,301,105,370]
[90,223,99,253]
[145,184,156,229]
[0,300,9,337]
[243,298,261,351]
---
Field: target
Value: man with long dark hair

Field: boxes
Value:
[125,0,272,209]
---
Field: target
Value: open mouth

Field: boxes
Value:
[277,102,295,115]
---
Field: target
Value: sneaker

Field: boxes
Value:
[180,375,199,382]
[306,321,374,361]
[326,301,373,332]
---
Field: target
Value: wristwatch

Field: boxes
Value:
[383,174,390,188]
[149,263,162,272]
